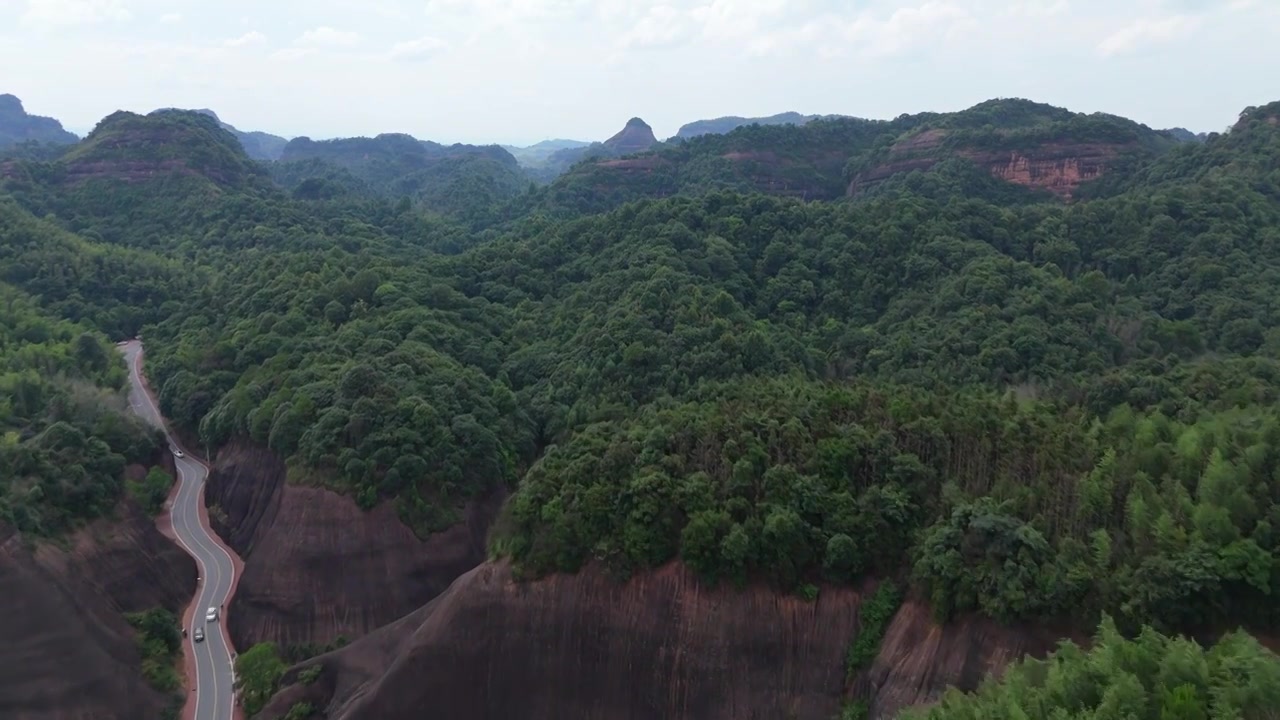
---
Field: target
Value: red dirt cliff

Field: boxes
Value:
[848,128,1128,200]
[257,560,1062,720]
[0,495,196,719]
[205,440,501,651]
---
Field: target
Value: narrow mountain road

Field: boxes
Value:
[120,340,239,720]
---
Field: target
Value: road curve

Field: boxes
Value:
[120,340,238,720]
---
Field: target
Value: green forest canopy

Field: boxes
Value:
[0,101,1278,658]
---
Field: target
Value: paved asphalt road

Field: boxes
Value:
[120,340,237,720]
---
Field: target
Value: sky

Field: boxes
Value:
[0,0,1277,146]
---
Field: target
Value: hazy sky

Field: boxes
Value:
[1,0,1276,145]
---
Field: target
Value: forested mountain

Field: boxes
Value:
[530,98,1190,217]
[2,96,1280,719]
[155,108,290,161]
[275,134,527,225]
[525,117,663,182]
[674,111,851,139]
[0,93,78,150]
[502,138,590,167]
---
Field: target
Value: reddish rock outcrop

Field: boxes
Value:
[205,440,501,651]
[603,117,658,156]
[258,561,1060,720]
[859,600,1071,717]
[0,499,196,720]
[848,128,1128,200]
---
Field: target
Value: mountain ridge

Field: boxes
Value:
[0,93,78,149]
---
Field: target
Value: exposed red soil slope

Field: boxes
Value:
[205,440,501,651]
[257,561,1062,720]
[0,499,195,719]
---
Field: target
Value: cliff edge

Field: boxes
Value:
[0,493,195,719]
[258,561,1062,720]
[206,440,501,651]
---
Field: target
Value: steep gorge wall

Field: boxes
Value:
[261,561,1061,720]
[0,494,195,720]
[205,440,500,651]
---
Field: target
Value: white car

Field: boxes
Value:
[206,607,218,622]
[173,448,185,458]
[193,627,205,643]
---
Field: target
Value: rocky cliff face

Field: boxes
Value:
[847,128,1130,200]
[0,492,195,720]
[603,117,658,155]
[205,440,501,651]
[258,561,1060,720]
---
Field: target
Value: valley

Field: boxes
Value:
[2,93,1280,720]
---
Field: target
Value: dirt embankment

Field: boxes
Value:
[205,439,501,652]
[257,560,1062,720]
[0,494,196,720]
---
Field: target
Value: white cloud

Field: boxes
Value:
[619,4,691,50]
[21,0,130,27]
[691,0,788,45]
[1097,14,1200,56]
[848,1,977,58]
[296,26,363,48]
[1004,0,1068,18]
[387,36,447,62]
[271,47,316,62]
[159,12,181,24]
[225,31,267,48]
[2,0,1277,145]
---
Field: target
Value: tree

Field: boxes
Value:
[235,642,286,716]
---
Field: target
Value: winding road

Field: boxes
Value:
[120,340,238,720]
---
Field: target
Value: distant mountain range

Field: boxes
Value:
[2,92,1221,198]
[502,139,591,166]
[0,94,78,148]
[674,112,854,140]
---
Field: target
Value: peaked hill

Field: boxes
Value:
[602,117,658,155]
[529,117,664,182]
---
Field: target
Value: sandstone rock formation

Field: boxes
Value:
[0,491,195,719]
[259,561,1062,720]
[846,128,1128,200]
[603,117,658,155]
[205,440,501,651]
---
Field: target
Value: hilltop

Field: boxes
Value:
[275,133,526,225]
[675,111,851,139]
[155,107,290,161]
[532,97,1189,215]
[53,109,266,187]
[526,117,662,182]
[0,93,78,149]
